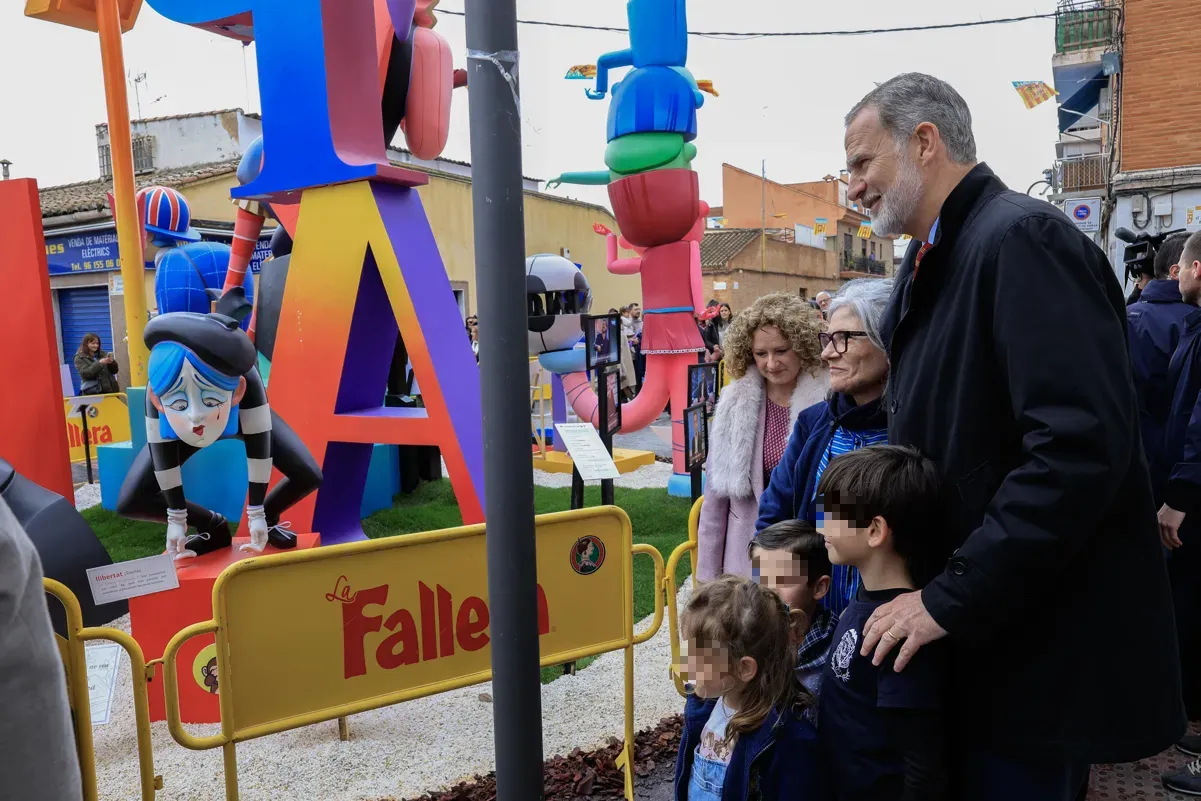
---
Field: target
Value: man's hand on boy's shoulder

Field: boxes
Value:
[860,591,948,672]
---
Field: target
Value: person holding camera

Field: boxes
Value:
[1129,232,1193,501]
[73,333,119,395]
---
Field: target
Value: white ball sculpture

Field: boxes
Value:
[525,254,593,355]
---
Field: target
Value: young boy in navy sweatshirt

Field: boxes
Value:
[814,444,948,801]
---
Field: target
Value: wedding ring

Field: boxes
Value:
[883,630,900,641]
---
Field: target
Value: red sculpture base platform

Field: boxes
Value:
[131,533,320,724]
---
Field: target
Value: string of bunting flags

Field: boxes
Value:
[564,64,718,95]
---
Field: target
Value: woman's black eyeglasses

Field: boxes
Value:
[819,331,869,354]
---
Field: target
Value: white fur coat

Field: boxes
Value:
[705,365,829,499]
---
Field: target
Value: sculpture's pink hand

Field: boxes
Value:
[607,232,642,275]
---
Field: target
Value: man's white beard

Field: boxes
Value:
[868,152,924,238]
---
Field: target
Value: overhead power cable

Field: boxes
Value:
[433,10,1057,39]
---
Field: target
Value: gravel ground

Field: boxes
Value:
[532,461,674,490]
[91,579,693,801]
[75,482,103,510]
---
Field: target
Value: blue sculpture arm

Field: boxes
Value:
[586,49,634,100]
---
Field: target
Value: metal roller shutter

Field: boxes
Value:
[59,286,114,395]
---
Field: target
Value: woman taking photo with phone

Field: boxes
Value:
[73,333,119,395]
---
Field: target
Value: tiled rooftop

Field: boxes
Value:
[39,160,240,218]
[701,228,760,268]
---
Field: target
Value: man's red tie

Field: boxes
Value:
[913,242,933,280]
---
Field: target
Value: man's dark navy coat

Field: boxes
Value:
[1127,278,1193,500]
[881,164,1185,763]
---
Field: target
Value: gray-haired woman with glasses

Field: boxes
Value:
[755,277,895,615]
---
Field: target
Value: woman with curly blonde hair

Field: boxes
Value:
[697,292,828,581]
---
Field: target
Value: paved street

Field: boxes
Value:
[613,412,673,460]
[71,461,96,486]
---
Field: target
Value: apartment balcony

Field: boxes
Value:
[1055,0,1119,56]
[1054,154,1108,195]
[840,253,887,276]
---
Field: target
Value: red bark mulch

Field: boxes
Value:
[388,715,683,801]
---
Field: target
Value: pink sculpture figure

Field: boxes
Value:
[545,201,710,483]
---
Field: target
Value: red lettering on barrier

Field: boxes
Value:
[418,582,437,663]
[437,584,454,659]
[456,596,489,652]
[67,423,113,449]
[376,608,419,669]
[342,584,389,678]
[536,584,550,636]
[341,582,553,679]
[325,575,357,603]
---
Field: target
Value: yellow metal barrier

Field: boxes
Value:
[685,495,702,578]
[631,542,665,646]
[42,508,671,801]
[63,391,132,463]
[156,507,663,801]
[44,578,160,801]
[666,496,702,698]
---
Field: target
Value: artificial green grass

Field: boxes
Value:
[81,480,693,684]
[82,506,173,564]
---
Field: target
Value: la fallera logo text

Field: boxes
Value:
[332,576,551,679]
[67,423,112,449]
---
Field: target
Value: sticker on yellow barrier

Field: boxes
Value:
[213,508,632,735]
[63,393,131,462]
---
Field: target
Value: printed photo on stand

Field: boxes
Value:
[688,362,719,418]
[601,365,622,437]
[684,403,708,472]
[583,312,620,371]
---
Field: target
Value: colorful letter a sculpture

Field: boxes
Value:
[144,0,485,540]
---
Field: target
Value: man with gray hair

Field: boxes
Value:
[844,73,1185,799]
[814,290,833,319]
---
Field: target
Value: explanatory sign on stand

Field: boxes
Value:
[86,553,180,606]
[86,643,122,726]
[555,423,619,481]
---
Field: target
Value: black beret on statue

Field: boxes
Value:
[144,288,258,378]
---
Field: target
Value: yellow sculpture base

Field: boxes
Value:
[533,449,657,475]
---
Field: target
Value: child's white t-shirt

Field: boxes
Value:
[697,698,737,765]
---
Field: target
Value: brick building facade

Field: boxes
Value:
[1118,0,1195,172]
[717,163,895,276]
[701,229,843,312]
[1106,0,1201,274]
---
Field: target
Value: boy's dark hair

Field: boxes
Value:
[1155,232,1190,280]
[815,444,943,586]
[748,519,832,586]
